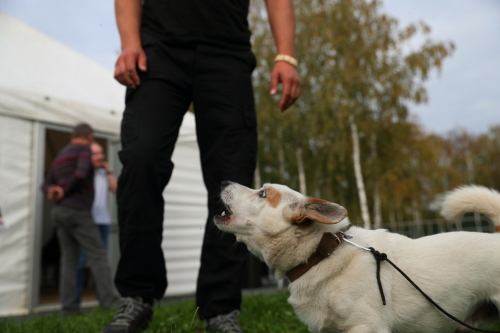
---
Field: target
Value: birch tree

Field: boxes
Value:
[350,115,371,228]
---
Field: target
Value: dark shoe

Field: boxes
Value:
[101,297,153,333]
[206,310,244,333]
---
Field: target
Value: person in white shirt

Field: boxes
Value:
[76,142,117,305]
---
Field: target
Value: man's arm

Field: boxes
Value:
[264,0,301,112]
[103,162,118,194]
[41,169,64,201]
[41,168,56,195]
[108,173,118,194]
[114,0,147,89]
[62,149,93,198]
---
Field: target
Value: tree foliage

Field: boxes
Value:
[248,0,482,226]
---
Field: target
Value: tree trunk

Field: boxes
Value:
[373,186,382,229]
[278,128,286,182]
[474,212,483,232]
[371,133,382,229]
[296,147,307,195]
[349,116,371,229]
[412,199,422,237]
[396,209,404,225]
[389,204,398,232]
[254,162,261,189]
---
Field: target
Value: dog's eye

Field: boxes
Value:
[258,189,266,198]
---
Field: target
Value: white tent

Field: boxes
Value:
[0,11,207,316]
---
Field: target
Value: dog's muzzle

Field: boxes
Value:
[214,207,233,225]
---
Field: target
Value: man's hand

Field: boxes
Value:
[47,185,64,202]
[264,0,300,111]
[270,61,301,112]
[114,46,148,89]
[102,161,111,173]
[103,161,118,194]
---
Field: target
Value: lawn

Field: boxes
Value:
[0,290,309,333]
[1,290,499,333]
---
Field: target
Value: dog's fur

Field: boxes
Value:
[214,183,500,333]
[441,185,500,232]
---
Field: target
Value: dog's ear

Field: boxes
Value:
[287,198,347,225]
[282,201,300,221]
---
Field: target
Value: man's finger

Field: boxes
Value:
[295,82,301,100]
[115,60,134,88]
[125,57,141,86]
[291,80,301,102]
[280,95,291,111]
[54,187,64,201]
[280,78,293,111]
[138,51,148,72]
[283,85,300,111]
[270,71,279,95]
[283,76,300,111]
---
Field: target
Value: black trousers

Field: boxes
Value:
[115,33,257,319]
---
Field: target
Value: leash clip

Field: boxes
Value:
[340,231,372,252]
[339,231,354,239]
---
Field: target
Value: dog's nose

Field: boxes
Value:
[221,180,232,189]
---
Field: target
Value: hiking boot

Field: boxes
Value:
[206,310,244,333]
[101,297,153,333]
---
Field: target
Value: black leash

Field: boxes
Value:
[369,247,500,333]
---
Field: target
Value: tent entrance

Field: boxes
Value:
[39,127,110,306]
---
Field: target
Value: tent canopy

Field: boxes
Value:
[0,10,198,139]
[0,10,125,112]
[0,10,125,135]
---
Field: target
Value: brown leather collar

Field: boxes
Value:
[286,232,344,283]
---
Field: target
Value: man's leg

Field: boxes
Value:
[89,224,112,303]
[70,210,119,309]
[104,37,196,333]
[114,76,192,303]
[53,206,82,313]
[76,224,109,305]
[75,249,86,305]
[98,224,110,249]
[193,44,258,322]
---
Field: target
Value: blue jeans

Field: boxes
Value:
[76,224,109,305]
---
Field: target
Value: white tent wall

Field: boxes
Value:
[0,115,33,316]
[163,129,207,296]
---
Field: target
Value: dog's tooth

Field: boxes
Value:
[221,211,226,216]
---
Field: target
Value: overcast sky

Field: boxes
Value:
[1,0,499,135]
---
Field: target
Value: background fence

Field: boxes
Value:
[381,213,496,239]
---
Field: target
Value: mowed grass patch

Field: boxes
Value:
[1,289,499,332]
[0,290,309,333]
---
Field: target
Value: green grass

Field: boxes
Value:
[0,290,309,333]
[1,290,499,332]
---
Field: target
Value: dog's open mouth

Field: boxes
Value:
[214,209,233,225]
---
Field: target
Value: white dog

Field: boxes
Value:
[214,182,500,333]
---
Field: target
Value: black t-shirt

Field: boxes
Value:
[142,0,252,50]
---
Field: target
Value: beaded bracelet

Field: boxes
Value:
[274,54,298,68]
